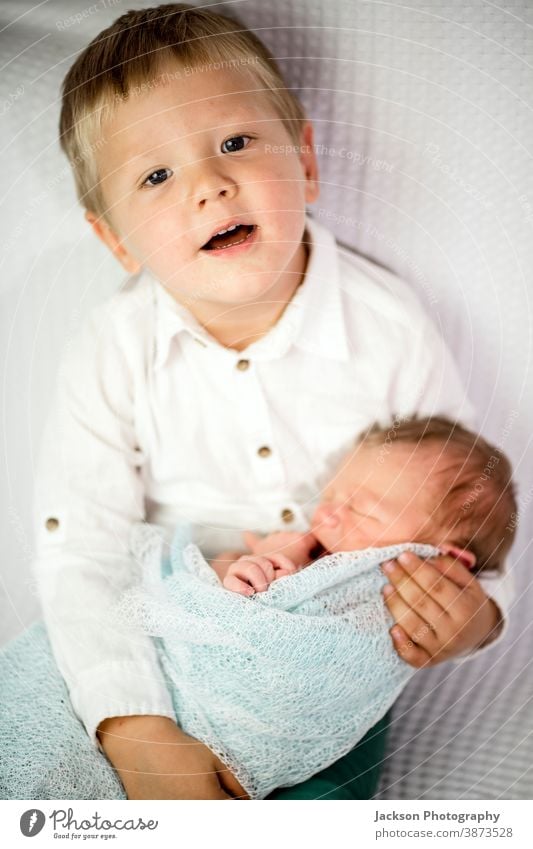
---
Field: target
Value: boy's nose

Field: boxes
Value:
[192,169,238,207]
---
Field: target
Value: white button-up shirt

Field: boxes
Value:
[32,213,512,747]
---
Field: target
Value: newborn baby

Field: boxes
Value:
[219,414,516,596]
[122,415,516,799]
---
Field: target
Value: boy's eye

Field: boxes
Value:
[221,135,253,154]
[141,167,173,188]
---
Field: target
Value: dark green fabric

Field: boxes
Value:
[267,711,391,799]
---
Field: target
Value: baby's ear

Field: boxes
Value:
[84,210,141,274]
[439,543,477,570]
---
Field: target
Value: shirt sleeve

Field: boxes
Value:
[386,284,513,653]
[31,301,175,749]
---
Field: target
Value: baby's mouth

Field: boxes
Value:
[201,223,256,251]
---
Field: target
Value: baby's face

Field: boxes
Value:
[91,61,318,314]
[311,441,439,552]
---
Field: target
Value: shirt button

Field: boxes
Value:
[45,517,60,532]
[257,445,272,458]
[236,359,250,371]
[281,508,295,524]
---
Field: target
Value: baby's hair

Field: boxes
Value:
[358,415,517,573]
[58,2,307,226]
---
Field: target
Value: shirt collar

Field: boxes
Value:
[151,211,350,371]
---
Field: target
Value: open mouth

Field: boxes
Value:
[201,223,256,251]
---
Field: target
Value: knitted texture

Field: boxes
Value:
[0,520,438,799]
[0,622,125,800]
[115,522,439,799]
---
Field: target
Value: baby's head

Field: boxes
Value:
[312,415,517,573]
[59,3,318,310]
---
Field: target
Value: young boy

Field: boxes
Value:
[123,415,516,800]
[33,3,511,799]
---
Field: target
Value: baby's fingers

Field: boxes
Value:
[223,574,257,596]
[231,556,276,592]
[269,553,299,575]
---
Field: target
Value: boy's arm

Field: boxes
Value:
[382,275,513,661]
[32,305,176,749]
[31,305,229,798]
[96,716,237,799]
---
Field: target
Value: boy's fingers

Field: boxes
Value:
[383,585,441,652]
[382,554,449,614]
[389,625,433,668]
[426,553,476,589]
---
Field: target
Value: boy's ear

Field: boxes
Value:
[438,543,477,571]
[299,122,319,204]
[84,210,142,274]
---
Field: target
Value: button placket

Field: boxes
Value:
[232,359,284,488]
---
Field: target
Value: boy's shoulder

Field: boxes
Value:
[84,271,154,339]
[332,234,431,329]
[71,271,154,367]
[87,270,153,327]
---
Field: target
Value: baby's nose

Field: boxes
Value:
[314,502,342,527]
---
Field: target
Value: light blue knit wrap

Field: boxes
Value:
[115,523,440,799]
[0,522,438,799]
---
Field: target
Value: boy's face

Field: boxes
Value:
[87,62,319,314]
[311,442,440,552]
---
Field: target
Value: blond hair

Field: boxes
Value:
[58,3,307,226]
[359,415,517,573]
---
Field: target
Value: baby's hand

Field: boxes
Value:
[243,530,320,569]
[223,553,299,596]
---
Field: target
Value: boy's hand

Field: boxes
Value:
[223,553,299,596]
[243,530,320,569]
[381,552,502,667]
[97,715,248,799]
